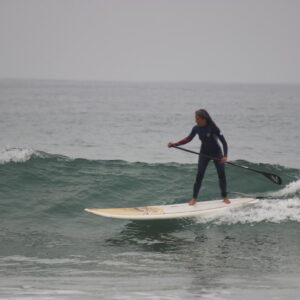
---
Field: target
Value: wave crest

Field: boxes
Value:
[269,179,300,197]
[196,197,300,225]
[0,148,36,164]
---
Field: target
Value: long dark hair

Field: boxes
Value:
[195,109,217,127]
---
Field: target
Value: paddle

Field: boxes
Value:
[172,145,282,185]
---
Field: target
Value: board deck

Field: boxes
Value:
[84,198,258,220]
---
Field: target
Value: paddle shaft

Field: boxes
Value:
[172,145,282,185]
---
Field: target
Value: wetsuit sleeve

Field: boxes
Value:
[214,126,228,157]
[174,126,197,146]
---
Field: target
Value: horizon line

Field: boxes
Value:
[1,77,300,86]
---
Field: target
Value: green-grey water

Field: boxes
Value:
[0,80,300,299]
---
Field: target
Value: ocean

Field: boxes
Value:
[0,79,299,299]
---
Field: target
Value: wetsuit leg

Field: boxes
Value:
[213,158,227,198]
[193,156,210,199]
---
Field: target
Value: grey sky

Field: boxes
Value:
[0,0,299,83]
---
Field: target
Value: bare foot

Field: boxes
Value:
[189,198,197,206]
[223,197,231,204]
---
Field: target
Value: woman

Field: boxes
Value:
[168,109,230,205]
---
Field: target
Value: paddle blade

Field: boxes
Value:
[262,172,282,185]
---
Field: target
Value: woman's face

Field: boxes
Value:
[195,114,207,127]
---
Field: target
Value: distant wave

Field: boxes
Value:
[0,147,70,164]
[0,147,36,164]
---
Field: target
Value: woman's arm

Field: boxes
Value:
[168,127,197,148]
[214,126,228,158]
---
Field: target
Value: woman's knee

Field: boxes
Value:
[217,170,226,180]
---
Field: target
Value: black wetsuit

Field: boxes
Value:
[175,124,228,199]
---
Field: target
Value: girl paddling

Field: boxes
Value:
[168,109,230,205]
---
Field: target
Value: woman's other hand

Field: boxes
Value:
[220,156,228,164]
[167,142,175,148]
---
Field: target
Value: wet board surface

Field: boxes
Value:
[84,198,258,220]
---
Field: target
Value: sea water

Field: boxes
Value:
[0,79,299,299]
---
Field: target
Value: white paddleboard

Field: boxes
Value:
[84,198,258,220]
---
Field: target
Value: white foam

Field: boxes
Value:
[269,179,300,197]
[196,198,300,225]
[0,255,95,265]
[0,148,35,164]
